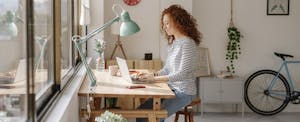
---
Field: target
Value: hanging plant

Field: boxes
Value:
[225,0,242,74]
[226,26,241,74]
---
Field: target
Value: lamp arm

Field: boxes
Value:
[74,40,97,87]
[78,16,120,44]
[72,16,120,88]
[34,37,48,72]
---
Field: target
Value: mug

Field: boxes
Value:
[108,65,119,76]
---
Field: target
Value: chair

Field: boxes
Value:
[174,97,201,122]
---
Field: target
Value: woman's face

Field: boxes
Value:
[163,14,176,36]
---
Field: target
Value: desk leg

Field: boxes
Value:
[134,98,140,109]
[94,97,101,110]
[153,98,162,122]
[148,113,156,122]
[153,98,161,110]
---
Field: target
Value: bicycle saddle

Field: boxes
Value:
[274,52,294,61]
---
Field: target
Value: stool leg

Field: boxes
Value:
[189,111,194,122]
[174,112,179,122]
[184,107,188,122]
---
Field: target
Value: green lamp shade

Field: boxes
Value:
[0,11,18,37]
[8,23,18,37]
[0,23,18,37]
[119,11,140,36]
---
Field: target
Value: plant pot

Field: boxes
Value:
[96,53,105,71]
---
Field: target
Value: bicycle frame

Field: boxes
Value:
[267,60,300,97]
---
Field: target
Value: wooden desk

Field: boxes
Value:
[78,70,175,122]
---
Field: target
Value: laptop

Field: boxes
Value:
[14,59,26,82]
[116,57,148,84]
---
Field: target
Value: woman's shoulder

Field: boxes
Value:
[180,37,197,47]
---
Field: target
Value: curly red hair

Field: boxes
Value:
[161,4,202,46]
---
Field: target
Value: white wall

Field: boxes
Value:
[102,0,160,60]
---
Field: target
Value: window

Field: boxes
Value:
[0,0,80,121]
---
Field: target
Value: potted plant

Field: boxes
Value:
[95,111,127,122]
[94,39,105,71]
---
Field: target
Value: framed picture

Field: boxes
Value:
[267,0,289,15]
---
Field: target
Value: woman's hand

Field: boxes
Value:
[139,73,155,82]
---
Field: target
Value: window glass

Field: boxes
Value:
[61,0,73,80]
[33,0,54,99]
[0,0,27,121]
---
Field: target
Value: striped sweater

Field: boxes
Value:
[159,37,199,95]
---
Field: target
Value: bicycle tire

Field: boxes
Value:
[244,70,290,115]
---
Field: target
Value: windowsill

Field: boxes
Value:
[43,58,91,122]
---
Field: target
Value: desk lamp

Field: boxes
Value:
[72,4,140,89]
[0,11,21,38]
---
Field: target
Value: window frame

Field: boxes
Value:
[30,0,57,120]
[33,0,81,120]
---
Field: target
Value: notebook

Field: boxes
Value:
[116,57,148,84]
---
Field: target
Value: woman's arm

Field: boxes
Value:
[158,61,169,76]
[139,73,169,82]
[154,75,169,82]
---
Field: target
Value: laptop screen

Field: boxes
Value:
[116,57,133,83]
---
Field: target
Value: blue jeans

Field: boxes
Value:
[136,90,196,122]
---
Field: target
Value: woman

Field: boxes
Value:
[137,4,202,122]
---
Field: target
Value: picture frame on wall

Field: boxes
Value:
[267,0,289,15]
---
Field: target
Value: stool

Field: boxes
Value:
[174,97,201,122]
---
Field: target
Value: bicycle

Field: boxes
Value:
[244,52,300,115]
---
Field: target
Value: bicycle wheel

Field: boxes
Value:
[244,70,290,115]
